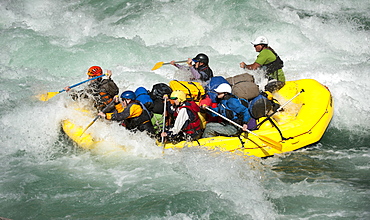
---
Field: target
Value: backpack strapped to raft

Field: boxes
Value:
[226,73,260,101]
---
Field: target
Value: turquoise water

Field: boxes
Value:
[1,0,369,219]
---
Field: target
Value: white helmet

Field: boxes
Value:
[214,83,232,93]
[251,36,268,45]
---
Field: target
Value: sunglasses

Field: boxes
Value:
[170,97,178,100]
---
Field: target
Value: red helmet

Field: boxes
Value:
[87,66,103,76]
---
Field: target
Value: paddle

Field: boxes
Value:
[37,74,106,101]
[274,89,304,114]
[205,107,282,151]
[161,97,167,144]
[80,98,116,137]
[151,60,187,71]
[256,89,305,128]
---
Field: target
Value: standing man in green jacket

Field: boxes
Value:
[240,36,285,92]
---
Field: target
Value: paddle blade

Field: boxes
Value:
[258,135,282,151]
[37,91,60,101]
[151,62,164,71]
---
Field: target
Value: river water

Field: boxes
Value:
[0,0,369,219]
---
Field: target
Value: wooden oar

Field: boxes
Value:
[205,107,282,151]
[151,60,187,71]
[37,74,106,101]
[80,98,116,137]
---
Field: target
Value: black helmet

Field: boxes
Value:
[193,53,209,65]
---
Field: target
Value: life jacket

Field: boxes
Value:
[88,79,119,111]
[121,102,152,130]
[98,91,113,109]
[174,101,201,134]
[196,65,214,81]
[262,48,284,81]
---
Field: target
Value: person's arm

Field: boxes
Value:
[171,60,190,71]
[240,50,268,70]
[245,62,261,70]
[189,66,201,79]
[169,108,190,135]
[240,61,261,70]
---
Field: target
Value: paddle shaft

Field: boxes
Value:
[256,89,305,127]
[59,74,106,93]
[80,98,116,136]
[163,60,187,65]
[205,107,256,136]
[276,89,304,112]
[205,107,282,150]
[256,89,304,132]
[161,98,167,144]
[152,60,188,70]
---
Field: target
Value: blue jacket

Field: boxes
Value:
[209,94,251,124]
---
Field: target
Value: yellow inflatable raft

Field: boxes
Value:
[61,79,333,158]
[62,108,127,155]
[160,79,334,157]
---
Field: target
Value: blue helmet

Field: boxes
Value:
[121,90,136,100]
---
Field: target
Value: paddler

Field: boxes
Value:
[240,36,285,92]
[64,66,119,113]
[201,83,254,138]
[98,90,155,136]
[161,90,202,142]
[170,53,214,84]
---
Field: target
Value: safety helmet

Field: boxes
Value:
[251,36,268,45]
[121,90,136,100]
[192,53,209,65]
[214,83,232,93]
[170,90,187,102]
[87,66,103,76]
